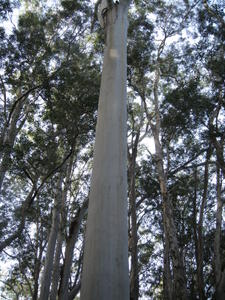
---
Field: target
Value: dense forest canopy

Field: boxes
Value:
[0,0,224,299]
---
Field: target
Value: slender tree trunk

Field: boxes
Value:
[33,245,44,300]
[68,246,83,300]
[150,66,188,300]
[0,183,37,252]
[0,97,25,192]
[58,200,88,300]
[33,219,45,300]
[50,155,74,300]
[214,165,225,300]
[128,144,139,300]
[49,230,63,300]
[161,193,187,300]
[68,283,81,300]
[195,147,211,300]
[39,174,63,300]
[193,167,199,298]
[163,221,173,300]
[80,2,130,299]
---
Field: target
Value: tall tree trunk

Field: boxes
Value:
[50,154,74,300]
[196,147,211,300]
[39,174,63,300]
[33,216,45,300]
[193,167,199,299]
[163,220,173,300]
[80,2,130,300]
[214,165,225,300]
[128,139,139,300]
[58,200,88,300]
[150,66,188,300]
[49,230,63,300]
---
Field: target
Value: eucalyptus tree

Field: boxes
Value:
[81,1,131,299]
[1,1,225,299]
[127,1,192,298]
[197,1,225,298]
[127,96,149,300]
[1,2,100,299]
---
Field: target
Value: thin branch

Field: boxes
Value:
[169,148,208,176]
[202,0,225,27]
[0,75,7,121]
[7,84,42,126]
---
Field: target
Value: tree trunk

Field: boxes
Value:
[33,217,45,300]
[128,147,139,300]
[49,154,74,300]
[0,183,37,252]
[58,200,88,300]
[49,230,63,300]
[196,147,211,300]
[193,167,199,298]
[68,283,81,300]
[161,194,188,300]
[163,221,173,300]
[0,97,26,192]
[39,174,63,300]
[150,66,188,300]
[80,2,130,300]
[214,165,225,300]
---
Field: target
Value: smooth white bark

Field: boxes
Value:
[80,2,129,300]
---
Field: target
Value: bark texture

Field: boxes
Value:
[80,2,130,300]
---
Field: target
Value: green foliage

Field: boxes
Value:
[0,0,224,299]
